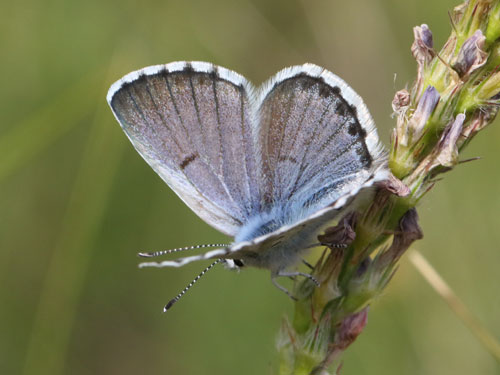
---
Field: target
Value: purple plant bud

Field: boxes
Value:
[356,257,371,277]
[375,209,423,269]
[436,114,465,167]
[408,86,440,142]
[454,30,487,78]
[420,24,433,49]
[334,308,369,351]
[412,24,435,64]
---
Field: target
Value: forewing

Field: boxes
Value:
[107,62,262,236]
[256,64,387,217]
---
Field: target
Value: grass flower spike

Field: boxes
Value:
[277,1,500,373]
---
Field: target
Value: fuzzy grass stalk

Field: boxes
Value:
[277,1,500,373]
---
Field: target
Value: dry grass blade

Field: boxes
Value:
[409,249,500,362]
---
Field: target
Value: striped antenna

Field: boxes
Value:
[138,243,230,258]
[163,259,223,312]
[305,242,348,249]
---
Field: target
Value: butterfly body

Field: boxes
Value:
[107,61,387,283]
[232,210,326,272]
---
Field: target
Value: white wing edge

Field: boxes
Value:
[138,248,228,268]
[106,61,257,106]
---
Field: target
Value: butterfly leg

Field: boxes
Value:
[278,270,320,287]
[271,274,298,301]
[271,270,321,300]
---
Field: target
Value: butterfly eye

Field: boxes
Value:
[234,259,245,267]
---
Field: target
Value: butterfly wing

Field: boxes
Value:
[255,64,387,221]
[107,62,263,236]
[138,64,388,271]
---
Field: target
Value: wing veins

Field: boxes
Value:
[278,86,316,197]
[291,113,349,193]
[301,170,364,209]
[211,72,246,219]
[127,83,242,225]
[126,89,166,151]
[239,88,254,216]
[143,82,184,153]
[274,84,297,170]
[317,117,349,154]
[301,137,364,192]
[186,74,234,203]
[164,73,241,217]
[163,75,192,143]
[287,95,335,199]
[188,74,208,155]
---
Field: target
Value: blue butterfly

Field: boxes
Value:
[107,61,387,309]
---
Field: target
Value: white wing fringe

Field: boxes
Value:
[138,248,229,268]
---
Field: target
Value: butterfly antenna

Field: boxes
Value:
[163,258,223,312]
[305,242,347,249]
[138,243,230,258]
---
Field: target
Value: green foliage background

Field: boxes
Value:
[1,0,499,374]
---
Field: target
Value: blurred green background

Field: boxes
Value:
[1,0,500,374]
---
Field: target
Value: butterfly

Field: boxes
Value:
[107,61,387,310]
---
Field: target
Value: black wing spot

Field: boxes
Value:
[348,121,367,137]
[298,75,317,90]
[318,85,330,98]
[348,122,357,136]
[337,101,349,117]
[331,86,341,95]
[350,104,358,116]
[318,84,341,99]
[120,74,148,93]
[357,147,373,166]
[210,66,220,80]
[180,153,198,169]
